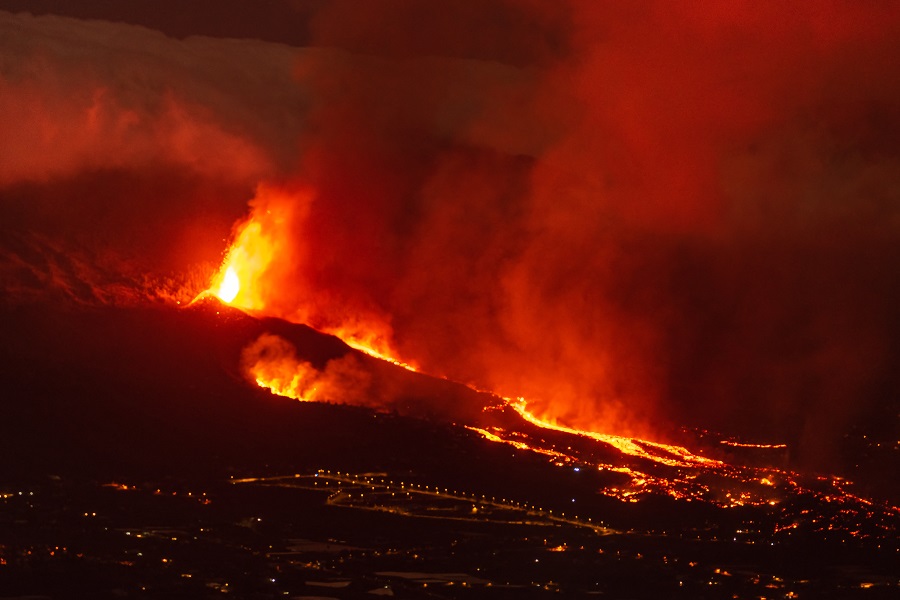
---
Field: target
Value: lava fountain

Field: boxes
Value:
[216,267,241,304]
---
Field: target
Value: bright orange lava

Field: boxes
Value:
[216,267,240,303]
[503,396,722,468]
[207,214,276,312]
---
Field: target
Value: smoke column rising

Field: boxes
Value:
[243,2,900,465]
[2,3,899,468]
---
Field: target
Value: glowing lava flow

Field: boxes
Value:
[207,254,722,475]
[197,211,900,524]
[341,339,420,371]
[201,233,729,474]
[502,396,722,469]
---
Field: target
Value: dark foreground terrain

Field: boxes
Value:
[0,302,897,598]
[2,471,897,600]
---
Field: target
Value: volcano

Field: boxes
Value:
[3,3,900,598]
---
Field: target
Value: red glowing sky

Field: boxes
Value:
[1,1,899,469]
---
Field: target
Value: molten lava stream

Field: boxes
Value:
[197,233,896,518]
[201,246,749,470]
[201,251,724,474]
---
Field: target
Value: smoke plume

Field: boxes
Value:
[0,11,303,303]
[3,4,899,468]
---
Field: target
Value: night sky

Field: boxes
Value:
[2,1,899,470]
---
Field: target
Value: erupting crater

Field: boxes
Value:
[188,214,899,540]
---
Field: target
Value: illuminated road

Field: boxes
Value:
[231,471,621,535]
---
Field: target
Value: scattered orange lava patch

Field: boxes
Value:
[720,440,788,449]
[241,333,321,402]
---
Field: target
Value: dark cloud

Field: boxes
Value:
[309,0,570,66]
[0,11,307,184]
[0,0,325,47]
[256,1,900,466]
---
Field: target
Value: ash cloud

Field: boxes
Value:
[0,11,305,303]
[3,3,900,468]
[256,1,900,466]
